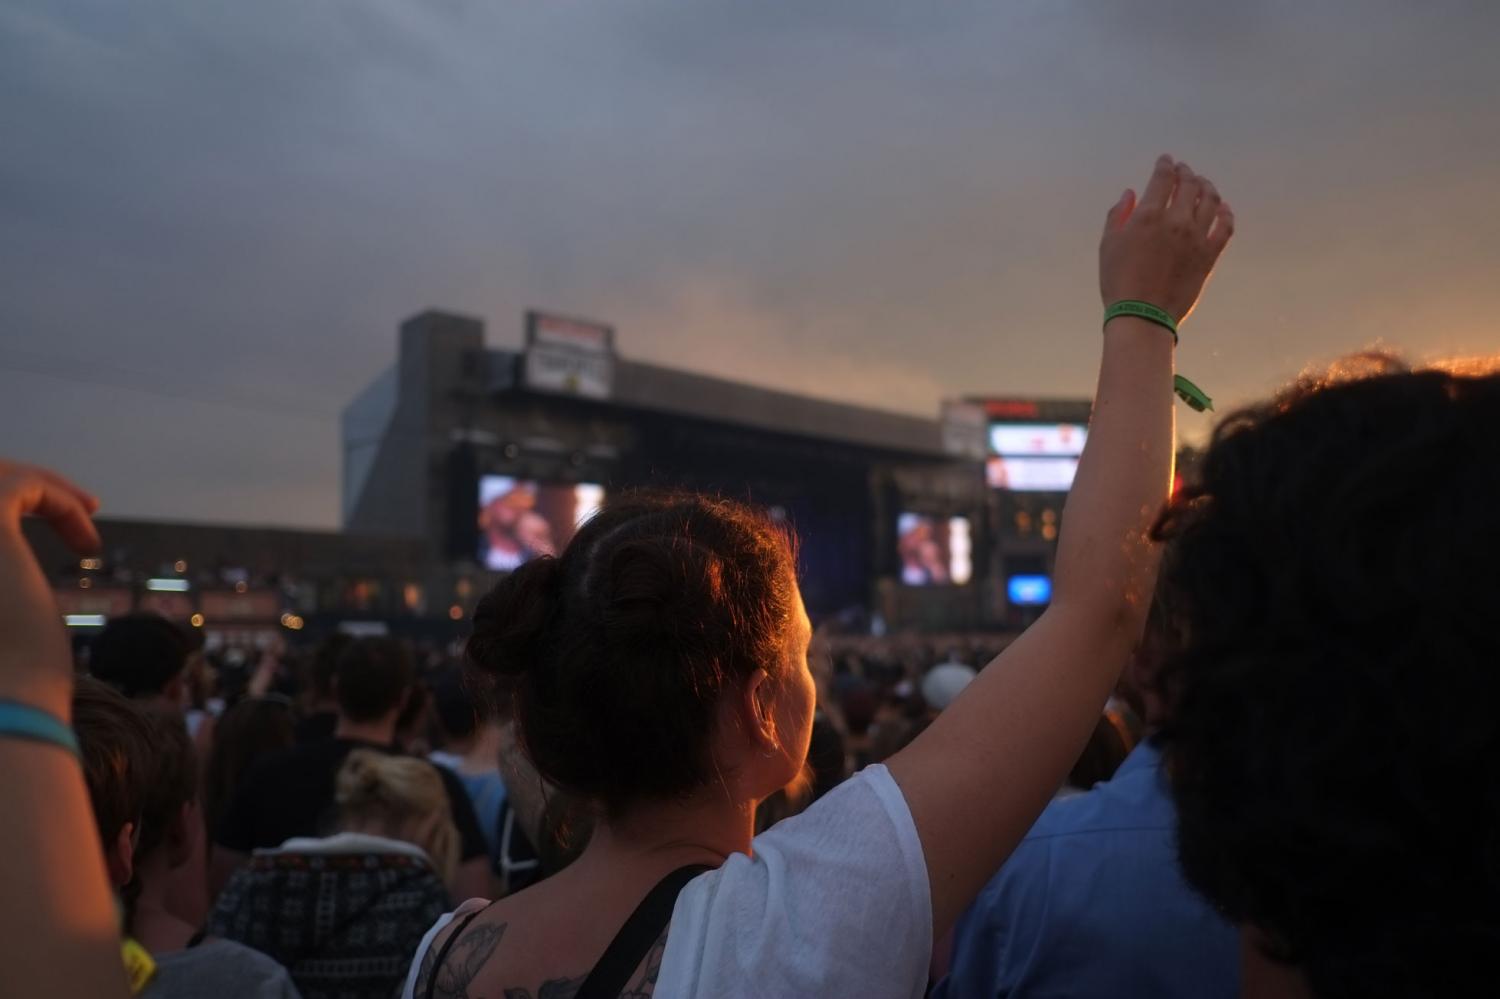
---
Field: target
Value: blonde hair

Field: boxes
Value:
[335,750,458,885]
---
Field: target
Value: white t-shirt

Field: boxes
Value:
[401,764,931,999]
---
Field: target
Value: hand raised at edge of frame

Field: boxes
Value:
[0,461,101,716]
[1100,154,1235,325]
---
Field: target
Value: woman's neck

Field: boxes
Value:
[573,787,759,879]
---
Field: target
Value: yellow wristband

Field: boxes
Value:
[122,937,157,996]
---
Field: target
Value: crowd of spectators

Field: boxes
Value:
[47,597,1137,999]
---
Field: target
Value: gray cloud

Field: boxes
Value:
[3,1,1498,526]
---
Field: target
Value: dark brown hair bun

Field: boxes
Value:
[465,492,798,816]
[469,555,564,678]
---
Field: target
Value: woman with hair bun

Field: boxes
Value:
[212,750,458,999]
[404,155,1232,999]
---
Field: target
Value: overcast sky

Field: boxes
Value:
[3,1,1498,528]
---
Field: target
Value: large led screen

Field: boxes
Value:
[897,513,973,586]
[986,456,1081,492]
[478,477,605,571]
[988,422,1088,457]
[987,422,1087,491]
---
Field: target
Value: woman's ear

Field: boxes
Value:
[739,669,778,750]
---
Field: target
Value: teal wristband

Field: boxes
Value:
[0,700,80,758]
[1104,300,1178,345]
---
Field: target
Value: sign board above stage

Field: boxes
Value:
[527,312,615,352]
[524,345,615,400]
[522,311,616,400]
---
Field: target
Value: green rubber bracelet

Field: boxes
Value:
[1102,303,1213,413]
[1104,300,1178,345]
[1174,374,1214,413]
[0,700,79,758]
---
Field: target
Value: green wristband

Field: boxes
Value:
[1102,302,1212,413]
[0,699,79,758]
[1174,374,1214,413]
[1104,300,1178,345]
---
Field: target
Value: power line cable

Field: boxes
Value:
[0,344,344,422]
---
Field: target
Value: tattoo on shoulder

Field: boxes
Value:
[414,919,507,999]
[416,918,657,999]
[619,926,670,999]
[504,978,585,999]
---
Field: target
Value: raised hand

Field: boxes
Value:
[0,461,101,716]
[1100,154,1234,324]
[0,463,129,998]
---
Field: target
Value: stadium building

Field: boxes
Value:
[31,309,1093,644]
[342,310,993,629]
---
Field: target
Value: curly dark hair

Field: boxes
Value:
[466,491,799,817]
[1153,353,1500,998]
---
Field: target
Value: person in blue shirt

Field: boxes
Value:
[935,608,1238,999]
[426,666,509,873]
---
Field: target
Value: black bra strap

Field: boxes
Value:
[573,865,709,999]
[424,865,707,999]
[424,902,494,999]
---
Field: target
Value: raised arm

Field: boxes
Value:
[887,155,1234,935]
[0,461,128,997]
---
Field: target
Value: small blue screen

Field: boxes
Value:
[1007,574,1053,606]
